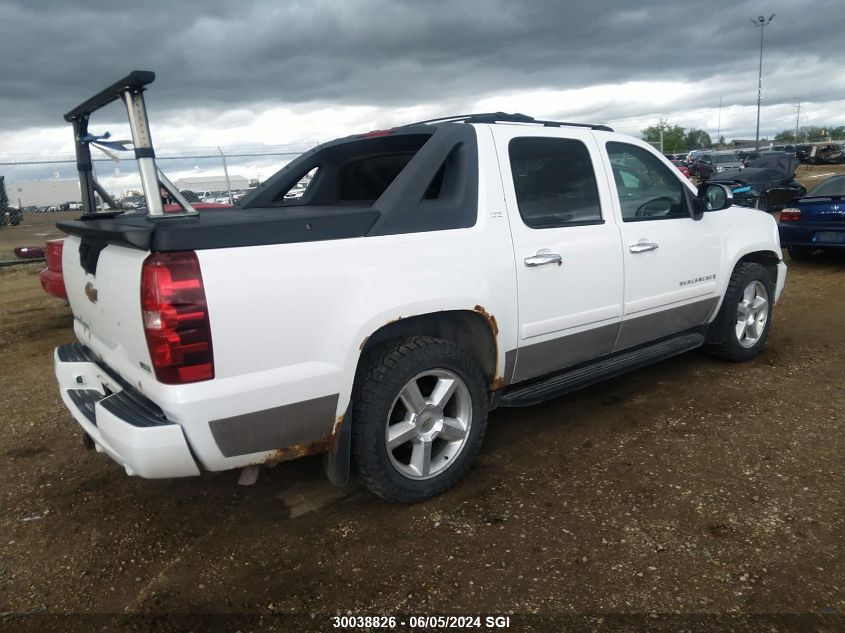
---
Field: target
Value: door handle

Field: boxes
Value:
[629,242,659,253]
[524,252,562,267]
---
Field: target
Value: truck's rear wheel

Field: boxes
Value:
[352,336,488,503]
[705,262,774,362]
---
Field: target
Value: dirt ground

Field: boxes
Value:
[0,211,70,264]
[0,252,843,631]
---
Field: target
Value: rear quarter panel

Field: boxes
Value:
[183,129,519,469]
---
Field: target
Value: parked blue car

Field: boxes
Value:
[778,174,845,260]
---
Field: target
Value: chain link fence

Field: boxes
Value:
[0,144,314,265]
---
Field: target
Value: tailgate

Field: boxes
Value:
[62,235,153,386]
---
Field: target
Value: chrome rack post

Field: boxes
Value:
[121,90,164,217]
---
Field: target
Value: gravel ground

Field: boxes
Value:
[0,252,843,632]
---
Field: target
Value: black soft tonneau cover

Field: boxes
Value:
[57,205,379,251]
[712,153,799,184]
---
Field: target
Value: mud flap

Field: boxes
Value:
[323,408,351,487]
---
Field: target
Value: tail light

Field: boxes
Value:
[46,239,64,272]
[141,252,214,384]
[779,208,802,222]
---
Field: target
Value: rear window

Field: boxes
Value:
[808,175,845,197]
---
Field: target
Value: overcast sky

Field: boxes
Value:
[1,0,844,158]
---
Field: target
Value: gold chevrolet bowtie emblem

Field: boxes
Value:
[84,281,98,303]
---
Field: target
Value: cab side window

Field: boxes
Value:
[509,137,602,229]
[607,142,689,222]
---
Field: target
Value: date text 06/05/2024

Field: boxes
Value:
[331,615,511,629]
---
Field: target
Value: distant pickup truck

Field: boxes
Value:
[53,72,787,502]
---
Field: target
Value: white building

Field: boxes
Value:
[173,175,249,193]
[7,179,80,207]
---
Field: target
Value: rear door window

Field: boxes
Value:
[508,137,602,229]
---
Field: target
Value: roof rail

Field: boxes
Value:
[399,112,613,132]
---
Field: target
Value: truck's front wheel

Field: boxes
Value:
[352,336,488,503]
[705,262,775,362]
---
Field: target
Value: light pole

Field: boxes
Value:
[751,14,775,150]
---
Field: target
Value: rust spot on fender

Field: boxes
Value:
[490,375,507,391]
[256,414,346,467]
[473,305,498,337]
[474,305,503,390]
[259,436,335,466]
[331,413,345,436]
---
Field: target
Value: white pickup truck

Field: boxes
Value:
[54,72,786,502]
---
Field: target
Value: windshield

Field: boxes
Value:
[807,175,845,197]
[713,154,738,163]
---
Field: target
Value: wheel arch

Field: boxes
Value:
[706,251,780,345]
[358,309,500,390]
[736,249,780,285]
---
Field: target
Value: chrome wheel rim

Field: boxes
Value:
[735,280,769,348]
[385,369,472,480]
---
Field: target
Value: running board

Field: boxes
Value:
[499,332,705,408]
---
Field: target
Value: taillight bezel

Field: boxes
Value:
[141,251,214,384]
[779,208,802,222]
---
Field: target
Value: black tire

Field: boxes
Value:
[352,336,488,503]
[788,246,815,262]
[704,262,775,362]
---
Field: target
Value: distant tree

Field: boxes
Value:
[774,130,796,143]
[641,119,687,153]
[684,128,712,150]
[800,126,828,142]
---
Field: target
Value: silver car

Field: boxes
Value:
[695,152,743,179]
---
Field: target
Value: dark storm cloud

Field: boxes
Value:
[0,0,841,131]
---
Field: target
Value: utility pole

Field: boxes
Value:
[716,98,722,149]
[751,14,775,151]
[793,102,801,143]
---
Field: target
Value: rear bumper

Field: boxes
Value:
[54,343,200,478]
[778,223,845,249]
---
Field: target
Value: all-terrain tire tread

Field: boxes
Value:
[351,336,487,503]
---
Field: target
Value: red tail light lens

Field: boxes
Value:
[46,238,64,272]
[359,129,393,138]
[141,252,214,384]
[779,208,802,222]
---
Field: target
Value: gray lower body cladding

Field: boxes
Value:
[209,298,717,457]
[510,297,718,383]
[209,394,339,458]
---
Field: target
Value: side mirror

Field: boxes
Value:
[697,183,734,213]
